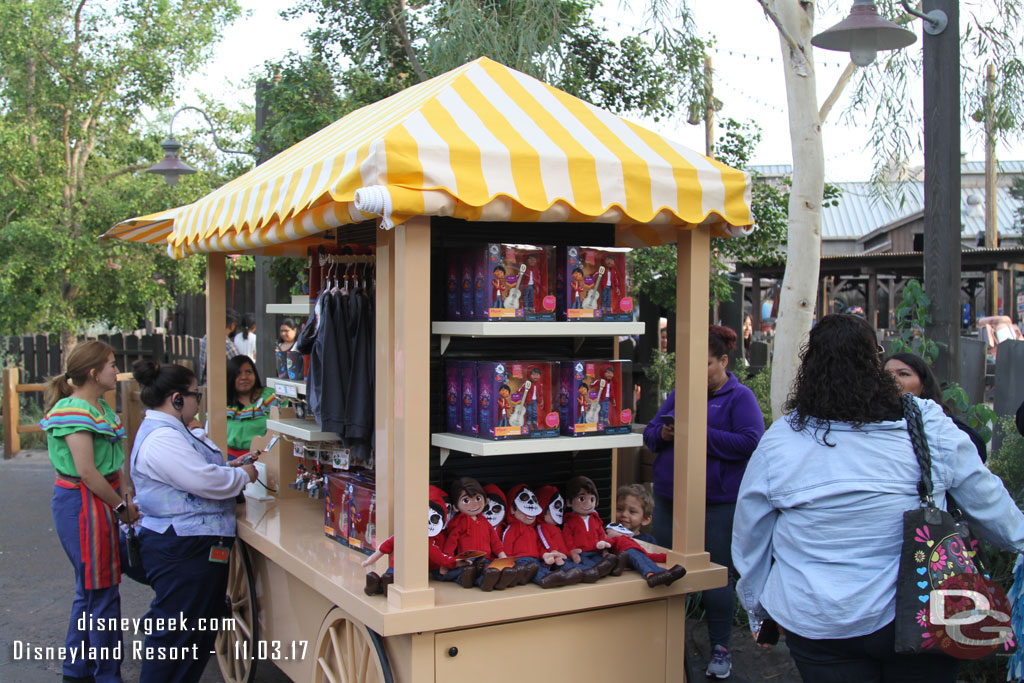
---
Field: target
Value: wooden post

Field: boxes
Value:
[985,63,999,316]
[867,270,879,329]
[922,0,961,385]
[750,274,762,338]
[206,253,228,453]
[375,227,395,548]
[3,367,20,457]
[389,216,434,609]
[674,226,710,568]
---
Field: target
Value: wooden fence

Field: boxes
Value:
[2,369,142,459]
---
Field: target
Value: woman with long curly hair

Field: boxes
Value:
[732,314,1024,682]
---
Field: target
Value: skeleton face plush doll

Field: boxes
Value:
[536,485,564,526]
[429,485,453,531]
[507,484,543,524]
[428,501,446,538]
[604,522,633,538]
[482,483,507,530]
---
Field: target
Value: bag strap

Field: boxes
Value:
[902,393,935,507]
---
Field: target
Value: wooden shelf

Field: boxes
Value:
[432,321,644,337]
[431,431,641,461]
[266,302,313,315]
[267,418,335,441]
[267,378,306,398]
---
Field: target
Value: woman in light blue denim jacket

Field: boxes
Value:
[733,314,1024,683]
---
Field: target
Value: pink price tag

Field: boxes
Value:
[620,409,633,424]
[542,295,556,311]
[545,412,560,428]
[620,298,634,312]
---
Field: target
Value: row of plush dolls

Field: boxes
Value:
[362,475,686,594]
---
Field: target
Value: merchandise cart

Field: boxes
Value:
[106,57,754,683]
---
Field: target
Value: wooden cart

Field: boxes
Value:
[106,57,754,683]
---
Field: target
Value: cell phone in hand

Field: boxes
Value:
[756,619,780,646]
[662,416,674,426]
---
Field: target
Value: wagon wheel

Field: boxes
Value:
[312,608,393,683]
[215,541,259,683]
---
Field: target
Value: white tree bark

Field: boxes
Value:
[764,0,825,419]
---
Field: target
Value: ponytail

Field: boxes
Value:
[44,340,116,411]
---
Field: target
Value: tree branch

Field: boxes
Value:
[757,0,811,77]
[385,0,428,82]
[30,40,74,85]
[9,174,28,192]
[819,61,856,123]
[98,164,149,184]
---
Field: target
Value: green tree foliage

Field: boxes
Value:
[1011,175,1024,232]
[631,118,841,312]
[260,0,708,155]
[0,0,243,345]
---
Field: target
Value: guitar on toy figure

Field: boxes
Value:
[581,266,605,310]
[585,379,605,424]
[503,264,528,309]
[508,380,531,428]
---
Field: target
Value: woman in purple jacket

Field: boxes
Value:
[644,325,765,679]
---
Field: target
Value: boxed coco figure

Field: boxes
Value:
[477,361,559,439]
[445,361,462,433]
[558,360,634,435]
[325,471,376,554]
[458,243,556,321]
[561,246,634,321]
[445,250,461,320]
[460,361,479,437]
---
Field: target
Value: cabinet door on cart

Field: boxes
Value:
[435,601,668,681]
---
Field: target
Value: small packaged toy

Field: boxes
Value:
[459,243,556,321]
[445,251,461,320]
[325,472,376,554]
[477,361,559,440]
[562,246,634,321]
[460,361,478,437]
[558,360,634,436]
[445,361,462,433]
[460,251,475,321]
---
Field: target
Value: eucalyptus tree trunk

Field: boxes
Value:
[761,0,825,419]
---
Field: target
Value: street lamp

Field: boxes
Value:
[812,0,961,384]
[146,105,254,185]
[811,0,919,66]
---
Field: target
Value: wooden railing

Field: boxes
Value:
[2,369,142,459]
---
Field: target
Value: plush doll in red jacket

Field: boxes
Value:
[604,523,687,587]
[562,475,617,578]
[482,483,507,537]
[535,485,600,583]
[361,485,466,595]
[503,485,583,588]
[442,477,519,591]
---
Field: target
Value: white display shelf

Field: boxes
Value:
[267,418,335,442]
[431,431,641,464]
[267,378,305,398]
[266,302,313,315]
[432,321,644,353]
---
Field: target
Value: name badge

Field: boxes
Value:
[209,544,230,564]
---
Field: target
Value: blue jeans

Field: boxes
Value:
[515,556,552,583]
[599,399,610,423]
[138,527,233,683]
[523,285,535,311]
[652,495,736,649]
[526,403,538,428]
[576,550,606,569]
[786,621,958,683]
[623,548,660,577]
[602,286,612,311]
[52,485,124,683]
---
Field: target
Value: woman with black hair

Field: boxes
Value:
[884,351,987,461]
[733,315,1024,682]
[129,360,257,683]
[226,355,278,458]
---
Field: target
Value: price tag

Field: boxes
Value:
[331,448,351,470]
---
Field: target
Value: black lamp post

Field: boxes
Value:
[146,105,254,185]
[813,0,960,384]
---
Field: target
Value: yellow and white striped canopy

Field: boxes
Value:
[106,57,753,258]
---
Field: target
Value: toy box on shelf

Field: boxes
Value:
[561,246,634,321]
[447,243,557,321]
[557,360,634,436]
[475,360,559,440]
[325,471,376,555]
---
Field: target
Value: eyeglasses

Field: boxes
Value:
[183,390,203,402]
[877,344,885,357]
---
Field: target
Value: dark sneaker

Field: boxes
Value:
[706,644,731,679]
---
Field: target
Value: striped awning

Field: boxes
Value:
[106,57,754,258]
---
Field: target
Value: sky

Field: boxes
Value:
[178,0,1024,183]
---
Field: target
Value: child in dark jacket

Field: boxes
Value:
[615,483,658,543]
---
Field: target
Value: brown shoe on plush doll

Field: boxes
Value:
[364,572,382,595]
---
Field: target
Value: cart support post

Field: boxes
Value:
[673,227,711,566]
[389,216,435,609]
[206,253,228,452]
[375,226,395,544]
